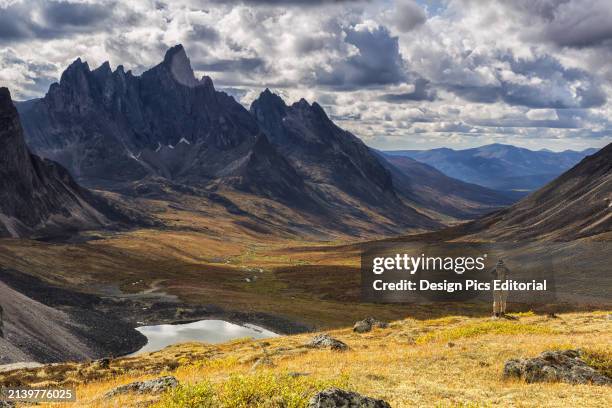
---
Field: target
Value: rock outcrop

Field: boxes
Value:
[503,350,611,385]
[308,388,391,408]
[306,334,348,351]
[353,317,389,333]
[105,376,179,397]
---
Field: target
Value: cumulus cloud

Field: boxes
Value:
[0,0,115,42]
[0,0,610,151]
[503,0,612,48]
[387,0,426,32]
[315,23,407,89]
[526,109,559,121]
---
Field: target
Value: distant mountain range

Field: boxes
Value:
[11,45,512,237]
[384,144,598,193]
[0,88,146,238]
[461,142,611,241]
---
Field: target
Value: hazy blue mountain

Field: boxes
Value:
[461,143,611,241]
[384,144,597,193]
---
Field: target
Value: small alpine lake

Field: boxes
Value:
[129,319,278,355]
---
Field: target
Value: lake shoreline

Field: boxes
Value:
[0,268,311,364]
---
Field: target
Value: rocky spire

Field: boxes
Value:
[163,44,198,87]
[249,89,288,143]
[0,87,32,182]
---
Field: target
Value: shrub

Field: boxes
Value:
[155,371,349,408]
[582,348,612,378]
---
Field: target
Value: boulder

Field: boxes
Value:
[306,334,348,351]
[94,358,111,369]
[503,350,611,385]
[105,376,179,398]
[353,317,389,334]
[308,388,391,408]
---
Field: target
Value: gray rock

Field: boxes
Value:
[94,357,111,369]
[353,317,389,334]
[306,334,348,351]
[308,388,391,408]
[105,376,179,398]
[503,349,611,385]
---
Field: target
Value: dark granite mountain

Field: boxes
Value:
[385,144,597,194]
[17,46,441,234]
[18,46,323,211]
[16,45,515,236]
[251,89,513,220]
[251,90,405,209]
[461,143,612,241]
[0,87,133,238]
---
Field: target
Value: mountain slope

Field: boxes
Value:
[462,143,612,241]
[0,87,122,238]
[249,90,438,228]
[385,144,597,193]
[380,154,516,219]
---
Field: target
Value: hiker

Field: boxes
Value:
[491,259,510,318]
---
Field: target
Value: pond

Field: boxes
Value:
[129,319,278,355]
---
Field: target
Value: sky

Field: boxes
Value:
[1,0,612,151]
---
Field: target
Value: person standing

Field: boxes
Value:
[491,259,510,318]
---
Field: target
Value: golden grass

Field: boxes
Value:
[414,320,554,344]
[5,311,608,408]
[154,371,349,408]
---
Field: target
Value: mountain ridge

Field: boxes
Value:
[384,143,599,193]
[460,142,612,241]
[15,44,515,237]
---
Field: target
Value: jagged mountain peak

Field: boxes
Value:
[159,43,198,87]
[201,75,215,90]
[163,44,186,62]
[0,87,30,169]
[93,61,112,76]
[250,88,287,119]
[59,58,91,84]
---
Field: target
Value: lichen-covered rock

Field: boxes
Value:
[353,317,389,333]
[306,334,348,351]
[105,376,179,397]
[503,350,611,385]
[308,388,391,408]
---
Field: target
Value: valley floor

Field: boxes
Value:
[1,311,610,407]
